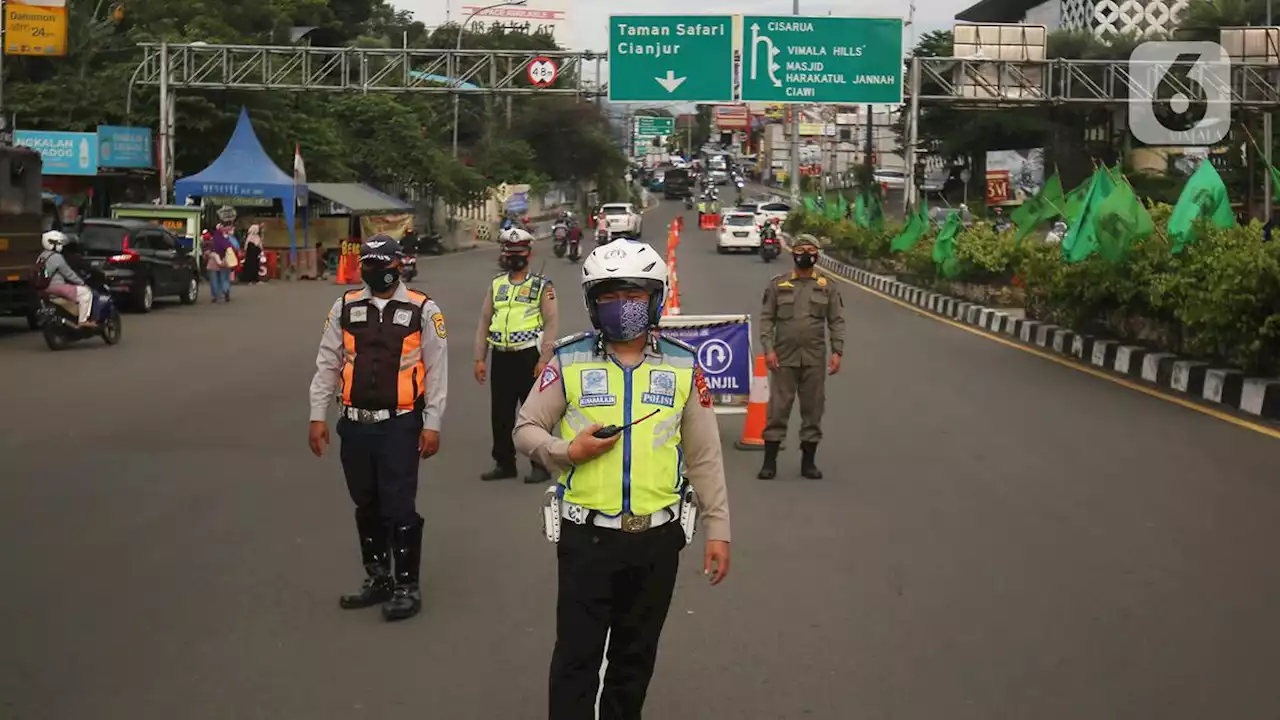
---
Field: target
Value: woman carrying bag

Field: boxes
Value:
[207,228,236,303]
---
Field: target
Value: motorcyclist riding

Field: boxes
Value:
[36,230,96,328]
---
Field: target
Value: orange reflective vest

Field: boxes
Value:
[339,288,429,411]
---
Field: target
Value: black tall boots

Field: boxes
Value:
[800,442,823,479]
[757,441,780,480]
[383,515,424,622]
[340,512,394,609]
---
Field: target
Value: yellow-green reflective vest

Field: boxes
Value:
[555,332,694,517]
[488,273,546,350]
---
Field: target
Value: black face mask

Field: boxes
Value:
[362,266,400,292]
[793,253,816,269]
[503,255,529,271]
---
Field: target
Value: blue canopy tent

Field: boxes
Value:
[174,107,307,260]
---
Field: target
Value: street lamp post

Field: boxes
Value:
[451,0,528,158]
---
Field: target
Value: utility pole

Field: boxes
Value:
[1265,4,1274,223]
[864,103,874,174]
[158,42,170,204]
[788,0,800,204]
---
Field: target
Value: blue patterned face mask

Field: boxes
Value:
[596,298,650,342]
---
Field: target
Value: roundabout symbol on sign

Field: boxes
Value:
[697,339,733,375]
[527,56,559,87]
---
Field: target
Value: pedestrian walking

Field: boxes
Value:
[475,227,559,483]
[756,233,846,480]
[206,228,235,303]
[514,240,731,720]
[307,234,448,622]
[242,223,263,283]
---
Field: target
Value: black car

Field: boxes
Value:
[76,219,200,312]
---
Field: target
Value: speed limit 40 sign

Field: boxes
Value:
[527,56,559,87]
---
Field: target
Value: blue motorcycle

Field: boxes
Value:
[36,274,122,351]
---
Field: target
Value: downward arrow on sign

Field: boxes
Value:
[654,70,687,93]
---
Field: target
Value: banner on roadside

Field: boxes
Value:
[658,314,752,414]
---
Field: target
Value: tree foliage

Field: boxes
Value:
[3,0,624,206]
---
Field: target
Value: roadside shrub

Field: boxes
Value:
[790,200,1280,375]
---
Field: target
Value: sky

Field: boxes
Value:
[404,0,971,57]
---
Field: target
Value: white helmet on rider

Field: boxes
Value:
[580,240,668,341]
[41,230,68,252]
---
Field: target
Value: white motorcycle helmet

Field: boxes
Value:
[501,227,534,245]
[41,230,68,252]
[580,240,668,332]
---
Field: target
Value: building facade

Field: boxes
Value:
[957,0,1189,38]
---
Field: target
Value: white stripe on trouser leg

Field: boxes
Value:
[596,629,610,717]
[749,372,770,404]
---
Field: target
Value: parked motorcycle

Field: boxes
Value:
[36,276,122,351]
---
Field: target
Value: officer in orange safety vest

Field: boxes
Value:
[308,234,449,622]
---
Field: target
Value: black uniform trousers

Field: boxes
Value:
[337,411,422,526]
[490,346,541,467]
[549,521,684,720]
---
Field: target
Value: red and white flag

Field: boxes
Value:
[293,143,307,206]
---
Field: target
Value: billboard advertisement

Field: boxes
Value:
[985,148,1045,205]
[4,0,67,56]
[462,0,571,47]
[714,105,750,131]
[14,130,97,175]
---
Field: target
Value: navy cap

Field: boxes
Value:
[360,234,401,263]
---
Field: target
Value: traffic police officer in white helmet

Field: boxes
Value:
[514,239,732,719]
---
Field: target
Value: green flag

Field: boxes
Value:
[1270,165,1280,203]
[1011,173,1066,245]
[866,189,884,231]
[1094,179,1154,264]
[932,211,962,278]
[1061,168,1115,263]
[1168,160,1235,253]
[1064,178,1090,221]
[890,202,929,252]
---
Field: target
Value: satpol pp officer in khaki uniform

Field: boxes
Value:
[756,233,846,480]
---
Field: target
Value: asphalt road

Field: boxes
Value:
[2,197,1280,720]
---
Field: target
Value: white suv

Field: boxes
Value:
[599,203,642,238]
[717,212,761,253]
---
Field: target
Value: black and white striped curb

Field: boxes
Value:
[810,250,1280,421]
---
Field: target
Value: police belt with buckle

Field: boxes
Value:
[341,407,414,424]
[561,499,677,533]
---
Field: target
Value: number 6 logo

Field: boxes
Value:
[527,56,559,88]
[1128,41,1231,146]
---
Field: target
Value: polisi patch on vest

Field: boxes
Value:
[349,306,368,323]
[392,309,413,327]
[642,370,677,407]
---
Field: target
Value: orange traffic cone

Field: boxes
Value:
[663,263,681,316]
[735,354,772,450]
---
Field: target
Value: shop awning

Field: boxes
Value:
[309,183,413,214]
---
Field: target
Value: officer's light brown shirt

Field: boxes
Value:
[759,270,846,367]
[472,273,559,364]
[513,350,732,543]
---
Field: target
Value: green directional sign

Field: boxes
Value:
[608,15,734,103]
[634,116,675,136]
[740,16,904,104]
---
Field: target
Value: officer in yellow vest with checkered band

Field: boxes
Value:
[474,227,559,483]
[514,240,731,720]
